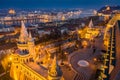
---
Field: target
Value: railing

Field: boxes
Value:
[98,25,116,80]
[104,14,120,43]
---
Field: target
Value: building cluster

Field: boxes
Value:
[0,9,82,26]
[78,19,100,40]
[5,21,64,80]
[1,6,120,80]
[97,5,120,21]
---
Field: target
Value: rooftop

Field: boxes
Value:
[26,62,48,78]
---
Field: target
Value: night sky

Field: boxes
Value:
[0,0,120,9]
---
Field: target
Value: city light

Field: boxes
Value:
[9,57,12,61]
[0,1,119,80]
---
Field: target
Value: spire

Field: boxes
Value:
[28,31,33,42]
[61,15,65,21]
[48,55,62,78]
[88,19,94,28]
[53,55,57,66]
[106,6,110,11]
[19,21,28,43]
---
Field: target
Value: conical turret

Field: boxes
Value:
[48,55,63,80]
[17,21,29,55]
[28,31,35,56]
[19,21,28,43]
[28,31,34,42]
[88,19,94,28]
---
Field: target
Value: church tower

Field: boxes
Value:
[17,21,29,50]
[48,55,63,80]
[12,21,36,64]
[17,21,35,57]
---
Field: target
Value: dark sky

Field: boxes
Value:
[0,0,120,9]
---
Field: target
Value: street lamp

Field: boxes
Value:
[93,58,97,62]
[82,40,88,48]
[9,57,12,61]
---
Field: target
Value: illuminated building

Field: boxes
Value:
[9,9,16,15]
[104,14,120,46]
[98,13,120,80]
[48,55,63,80]
[97,5,120,21]
[97,6,111,21]
[9,21,64,80]
[78,19,100,40]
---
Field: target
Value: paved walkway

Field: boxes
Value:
[69,36,105,80]
[114,70,120,80]
[61,65,76,80]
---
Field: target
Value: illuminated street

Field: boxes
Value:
[69,35,105,80]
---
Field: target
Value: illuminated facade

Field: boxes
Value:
[9,21,64,80]
[104,14,120,46]
[97,13,120,80]
[78,19,100,40]
[9,9,16,15]
[48,56,63,80]
[97,6,111,21]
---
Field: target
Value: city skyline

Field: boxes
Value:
[0,0,120,9]
[0,0,120,80]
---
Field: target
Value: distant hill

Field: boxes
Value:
[98,5,120,14]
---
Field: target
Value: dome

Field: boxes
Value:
[9,9,16,14]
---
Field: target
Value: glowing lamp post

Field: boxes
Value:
[93,58,97,62]
[82,40,88,48]
[7,56,13,70]
[9,57,12,61]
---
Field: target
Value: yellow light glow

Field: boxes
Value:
[78,30,82,34]
[93,58,97,61]
[9,57,12,61]
[9,9,15,14]
[82,41,88,47]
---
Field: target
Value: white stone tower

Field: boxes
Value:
[16,21,35,61]
[28,31,35,56]
[17,21,29,50]
[48,55,63,80]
